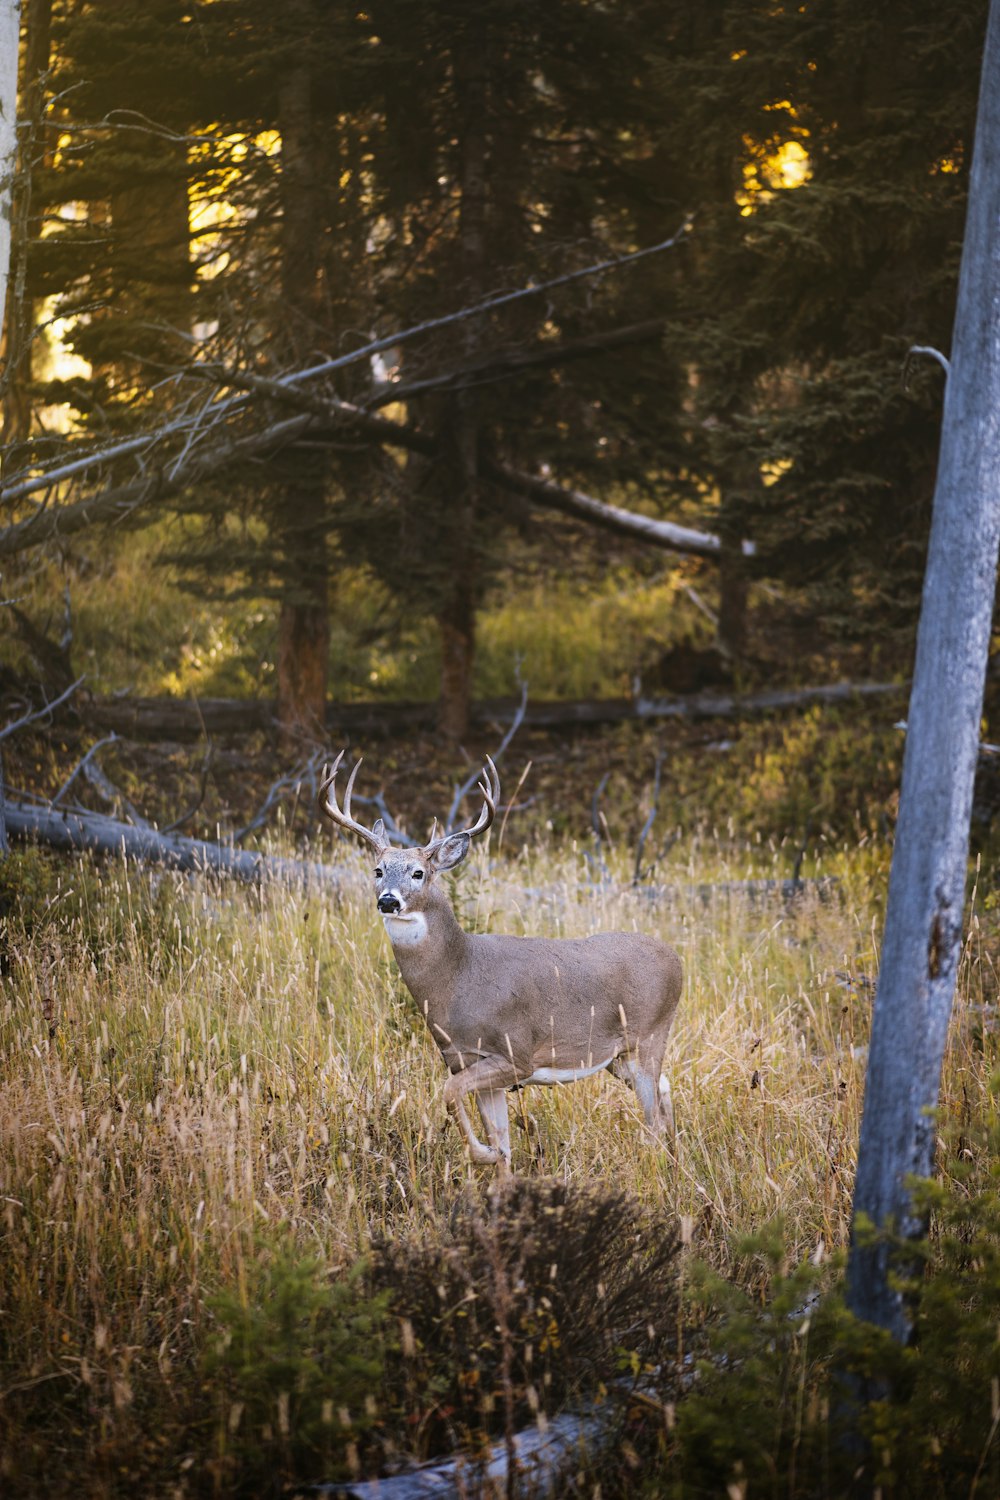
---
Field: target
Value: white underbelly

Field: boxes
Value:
[522,1057,614,1086]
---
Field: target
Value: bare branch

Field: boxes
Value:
[351,791,420,848]
[632,752,664,887]
[365,318,667,409]
[159,738,214,835]
[445,679,529,833]
[484,461,755,560]
[0,676,84,743]
[904,344,951,387]
[51,732,119,807]
[0,223,691,509]
[232,749,326,841]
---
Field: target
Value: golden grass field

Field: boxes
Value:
[1,831,996,1493]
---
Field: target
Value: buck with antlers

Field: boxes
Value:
[319,752,682,1170]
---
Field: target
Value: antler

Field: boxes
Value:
[318,750,386,853]
[428,755,500,850]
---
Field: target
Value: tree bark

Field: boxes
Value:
[274,0,330,746]
[845,0,1000,1343]
[436,32,489,744]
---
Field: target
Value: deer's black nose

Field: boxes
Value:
[378,893,401,914]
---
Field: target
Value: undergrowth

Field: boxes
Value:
[0,832,997,1495]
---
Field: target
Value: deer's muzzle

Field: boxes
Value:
[377,892,402,914]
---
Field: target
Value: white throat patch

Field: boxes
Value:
[382,911,429,948]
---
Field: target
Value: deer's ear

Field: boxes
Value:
[430,832,470,872]
[372,818,386,846]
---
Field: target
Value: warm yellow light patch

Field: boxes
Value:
[761,457,793,487]
[738,137,812,215]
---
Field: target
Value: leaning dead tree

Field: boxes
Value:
[846,0,1000,1344]
[0,222,745,574]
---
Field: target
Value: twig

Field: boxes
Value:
[685,585,719,628]
[51,733,119,807]
[351,791,421,848]
[0,676,84,743]
[904,344,951,388]
[232,750,326,841]
[445,680,529,833]
[160,740,215,835]
[587,771,612,883]
[632,752,664,886]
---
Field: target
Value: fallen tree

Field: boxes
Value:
[4,797,342,887]
[85,678,909,741]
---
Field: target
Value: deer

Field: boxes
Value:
[318,751,682,1171]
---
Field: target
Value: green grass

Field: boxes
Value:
[3,524,710,702]
[1,829,997,1494]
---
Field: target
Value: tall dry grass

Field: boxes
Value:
[0,831,996,1491]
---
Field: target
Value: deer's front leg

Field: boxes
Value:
[443,1057,519,1170]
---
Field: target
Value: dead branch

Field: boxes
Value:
[51,732,120,807]
[483,460,753,560]
[0,223,690,511]
[0,675,84,742]
[365,317,667,409]
[0,412,312,558]
[444,679,529,832]
[633,751,664,886]
[159,738,214,835]
[232,749,325,841]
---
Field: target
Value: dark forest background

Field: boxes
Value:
[0,0,994,842]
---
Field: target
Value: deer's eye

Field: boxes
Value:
[375,867,383,878]
[412,869,425,881]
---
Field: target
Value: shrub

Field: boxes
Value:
[667,1103,1000,1499]
[370,1177,682,1464]
[204,1239,391,1491]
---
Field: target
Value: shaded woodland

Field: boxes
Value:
[5,4,1000,1499]
[1,0,989,754]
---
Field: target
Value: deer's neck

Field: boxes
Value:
[383,890,468,1021]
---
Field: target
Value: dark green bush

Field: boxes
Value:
[204,1240,391,1492]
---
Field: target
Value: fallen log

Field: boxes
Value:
[85,679,909,742]
[299,1392,625,1500]
[4,798,342,887]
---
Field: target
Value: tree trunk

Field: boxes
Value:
[436,33,488,743]
[275,0,329,746]
[0,0,23,452]
[845,0,1000,1343]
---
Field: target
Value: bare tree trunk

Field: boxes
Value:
[275,0,329,746]
[437,36,488,743]
[845,0,1000,1343]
